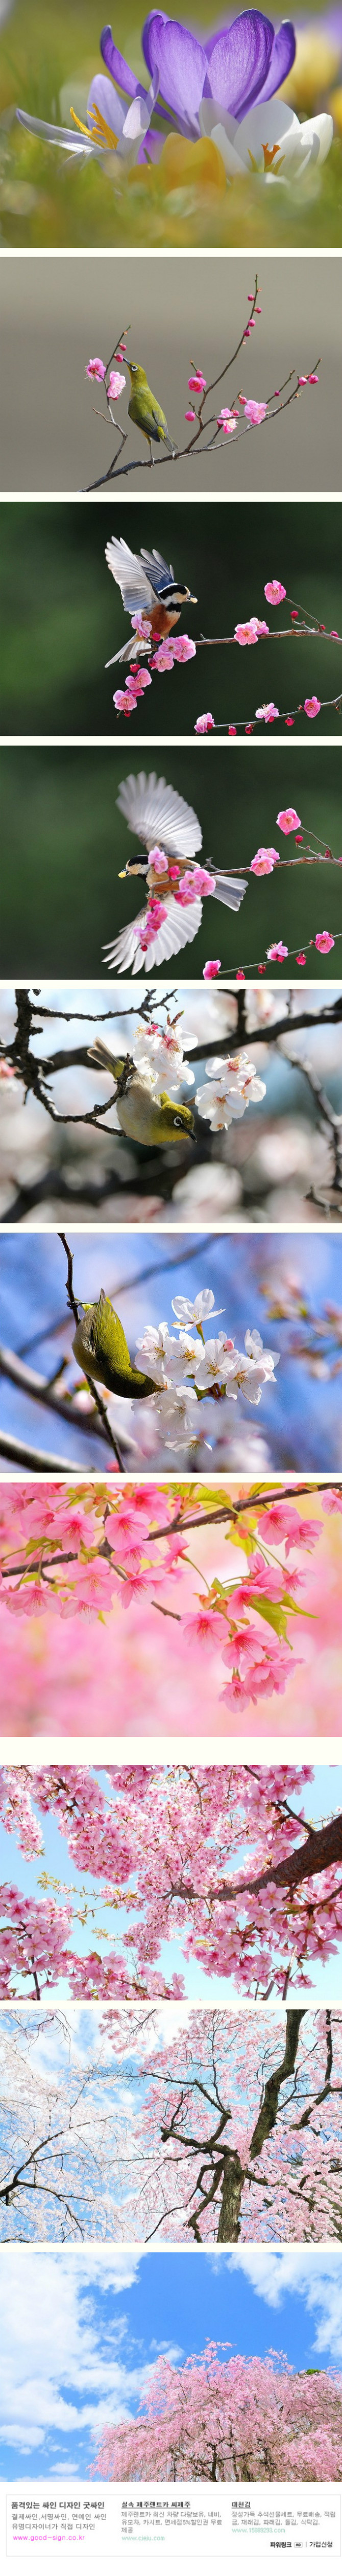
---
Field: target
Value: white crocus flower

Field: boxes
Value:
[172,1289,224,1330]
[17,72,158,169]
[199,94,333,184]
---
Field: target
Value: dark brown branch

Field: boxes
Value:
[58,1233,124,1471]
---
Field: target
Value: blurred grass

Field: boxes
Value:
[1,498,342,736]
[1,740,341,981]
[0,0,341,244]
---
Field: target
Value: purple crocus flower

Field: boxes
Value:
[100,11,296,139]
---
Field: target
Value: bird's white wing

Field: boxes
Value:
[105,538,155,617]
[116,771,202,859]
[211,871,248,914]
[103,896,203,974]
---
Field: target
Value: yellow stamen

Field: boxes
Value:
[88,101,118,149]
[248,140,285,172]
[70,108,92,138]
[262,140,285,169]
[70,103,118,149]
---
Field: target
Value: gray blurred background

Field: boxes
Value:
[0,253,341,493]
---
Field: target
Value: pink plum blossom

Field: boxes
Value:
[126,666,151,694]
[113,688,137,715]
[149,850,169,875]
[264,581,286,604]
[244,399,267,426]
[172,635,197,662]
[107,369,126,399]
[150,644,175,671]
[235,618,268,646]
[86,357,106,380]
[250,848,279,875]
[315,932,335,954]
[255,702,279,723]
[267,941,288,960]
[195,712,215,733]
[203,960,221,979]
[305,696,321,718]
[188,372,206,391]
[277,808,301,834]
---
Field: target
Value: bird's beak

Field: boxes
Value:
[118,870,127,879]
[189,593,198,604]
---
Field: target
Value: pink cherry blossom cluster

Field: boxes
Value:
[102,2003,342,2247]
[91,2341,342,2484]
[2,1754,342,2002]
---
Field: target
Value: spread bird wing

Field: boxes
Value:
[210,871,249,913]
[139,545,175,594]
[105,537,156,617]
[116,772,202,859]
[103,895,203,974]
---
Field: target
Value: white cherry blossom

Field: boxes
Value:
[171,1290,224,1330]
[133,1019,197,1092]
[196,1051,266,1131]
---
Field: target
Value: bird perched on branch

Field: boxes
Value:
[89,1040,194,1147]
[127,362,176,468]
[72,1289,158,1400]
[105,537,197,666]
[103,771,248,972]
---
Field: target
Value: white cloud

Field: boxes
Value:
[227,2251,342,2358]
[0,2251,145,2454]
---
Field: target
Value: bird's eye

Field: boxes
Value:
[173,1114,185,1129]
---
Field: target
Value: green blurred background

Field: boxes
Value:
[1,741,341,979]
[1,500,342,735]
[0,0,341,246]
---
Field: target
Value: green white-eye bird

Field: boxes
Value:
[88,1040,194,1147]
[72,1288,159,1400]
[127,362,176,466]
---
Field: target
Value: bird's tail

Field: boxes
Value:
[105,638,152,669]
[88,1039,124,1078]
[211,871,249,915]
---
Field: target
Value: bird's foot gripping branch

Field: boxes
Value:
[16,11,334,202]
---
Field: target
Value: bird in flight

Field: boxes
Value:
[103,770,248,971]
[105,536,197,665]
[127,362,176,467]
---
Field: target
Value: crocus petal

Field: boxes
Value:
[256,19,296,103]
[296,110,333,161]
[203,11,274,120]
[199,99,244,171]
[87,73,126,136]
[100,24,146,100]
[236,97,300,167]
[17,107,94,152]
[142,11,207,125]
[123,85,157,139]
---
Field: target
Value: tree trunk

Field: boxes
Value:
[216,2151,244,2242]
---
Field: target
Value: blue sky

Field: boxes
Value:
[0,2248,341,2482]
[1,1227,341,1469]
[1,1763,342,2002]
